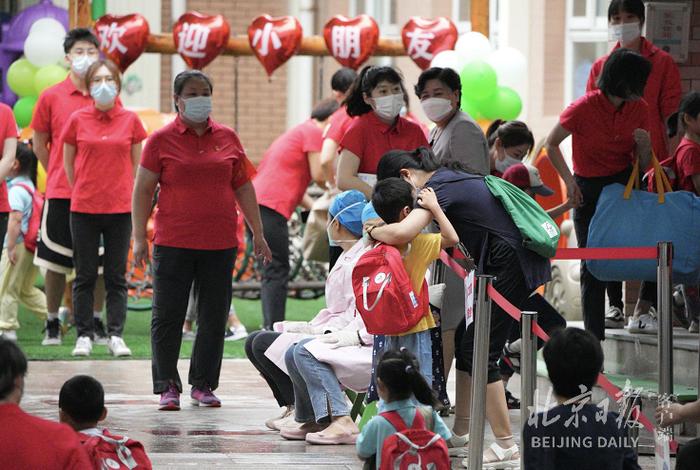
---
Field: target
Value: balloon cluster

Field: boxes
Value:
[431,32,526,121]
[7,18,68,128]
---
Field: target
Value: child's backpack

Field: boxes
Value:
[484,175,560,258]
[81,429,152,469]
[14,183,43,253]
[352,243,426,335]
[645,155,678,193]
[379,409,450,470]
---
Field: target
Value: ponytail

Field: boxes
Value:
[376,348,437,407]
[343,65,404,117]
[376,146,440,181]
[671,91,700,139]
[485,119,535,156]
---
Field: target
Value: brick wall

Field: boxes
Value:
[680,0,700,92]
[160,0,289,163]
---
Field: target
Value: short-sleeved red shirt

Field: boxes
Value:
[559,90,650,178]
[587,37,681,160]
[339,112,429,174]
[405,111,430,139]
[61,106,147,214]
[675,137,700,194]
[0,103,19,213]
[324,105,354,143]
[31,77,96,200]
[140,116,255,250]
[253,119,323,220]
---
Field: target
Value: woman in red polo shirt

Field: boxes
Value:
[587,0,682,330]
[132,70,271,411]
[336,66,428,199]
[0,103,18,255]
[62,59,146,358]
[545,49,652,341]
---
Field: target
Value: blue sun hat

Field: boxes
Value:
[329,190,366,237]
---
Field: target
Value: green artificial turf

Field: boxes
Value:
[16,297,323,361]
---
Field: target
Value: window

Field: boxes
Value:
[565,0,609,102]
[350,0,398,37]
[452,0,472,34]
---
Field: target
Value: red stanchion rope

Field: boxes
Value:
[440,247,672,448]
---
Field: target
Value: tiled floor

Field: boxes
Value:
[20,359,660,469]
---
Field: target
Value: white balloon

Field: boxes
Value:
[430,50,467,73]
[29,18,66,40]
[487,47,527,90]
[454,32,492,64]
[24,32,65,67]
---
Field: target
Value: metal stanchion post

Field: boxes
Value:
[520,311,538,468]
[656,242,673,399]
[468,275,494,470]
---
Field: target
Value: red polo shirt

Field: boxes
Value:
[0,103,19,213]
[339,112,429,174]
[560,89,649,178]
[61,106,147,214]
[0,403,92,469]
[675,137,700,194]
[31,77,97,200]
[253,119,323,220]
[324,105,354,143]
[141,116,255,250]
[586,37,681,160]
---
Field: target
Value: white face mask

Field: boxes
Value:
[71,55,96,77]
[421,97,453,123]
[373,93,404,121]
[495,153,521,173]
[181,96,212,123]
[609,22,641,46]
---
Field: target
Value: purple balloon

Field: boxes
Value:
[0,0,69,106]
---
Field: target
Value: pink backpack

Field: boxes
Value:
[14,183,43,253]
[351,243,426,335]
[379,410,450,470]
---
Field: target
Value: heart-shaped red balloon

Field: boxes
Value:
[401,17,458,70]
[173,12,231,70]
[248,15,303,77]
[323,15,379,70]
[94,14,150,72]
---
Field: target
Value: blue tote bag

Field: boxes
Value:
[587,160,700,284]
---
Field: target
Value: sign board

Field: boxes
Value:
[645,2,691,62]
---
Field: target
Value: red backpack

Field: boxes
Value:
[379,410,450,470]
[351,243,426,335]
[81,429,152,469]
[14,183,43,253]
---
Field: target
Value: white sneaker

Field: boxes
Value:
[108,336,132,357]
[604,306,625,328]
[224,325,249,341]
[0,329,17,341]
[72,336,93,356]
[627,313,658,334]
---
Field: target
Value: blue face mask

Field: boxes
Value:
[181,96,212,123]
[90,82,118,106]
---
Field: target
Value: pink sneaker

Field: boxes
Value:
[159,384,180,411]
[191,386,221,407]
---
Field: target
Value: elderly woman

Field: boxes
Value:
[132,70,271,411]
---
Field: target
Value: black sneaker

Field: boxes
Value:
[42,318,61,346]
[94,317,109,345]
[505,389,520,410]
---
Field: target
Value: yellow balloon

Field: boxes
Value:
[37,164,47,193]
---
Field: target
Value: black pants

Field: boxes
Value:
[455,238,531,383]
[0,212,7,264]
[506,293,567,347]
[677,438,700,470]
[260,206,289,330]
[574,169,632,341]
[150,245,236,394]
[244,330,294,407]
[329,245,343,271]
[70,212,131,339]
[606,282,623,310]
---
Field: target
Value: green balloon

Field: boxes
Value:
[460,98,482,120]
[13,96,38,128]
[460,60,497,101]
[7,59,38,97]
[476,87,522,120]
[34,65,68,95]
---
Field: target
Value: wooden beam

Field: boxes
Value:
[69,0,92,29]
[471,0,490,38]
[146,33,406,57]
